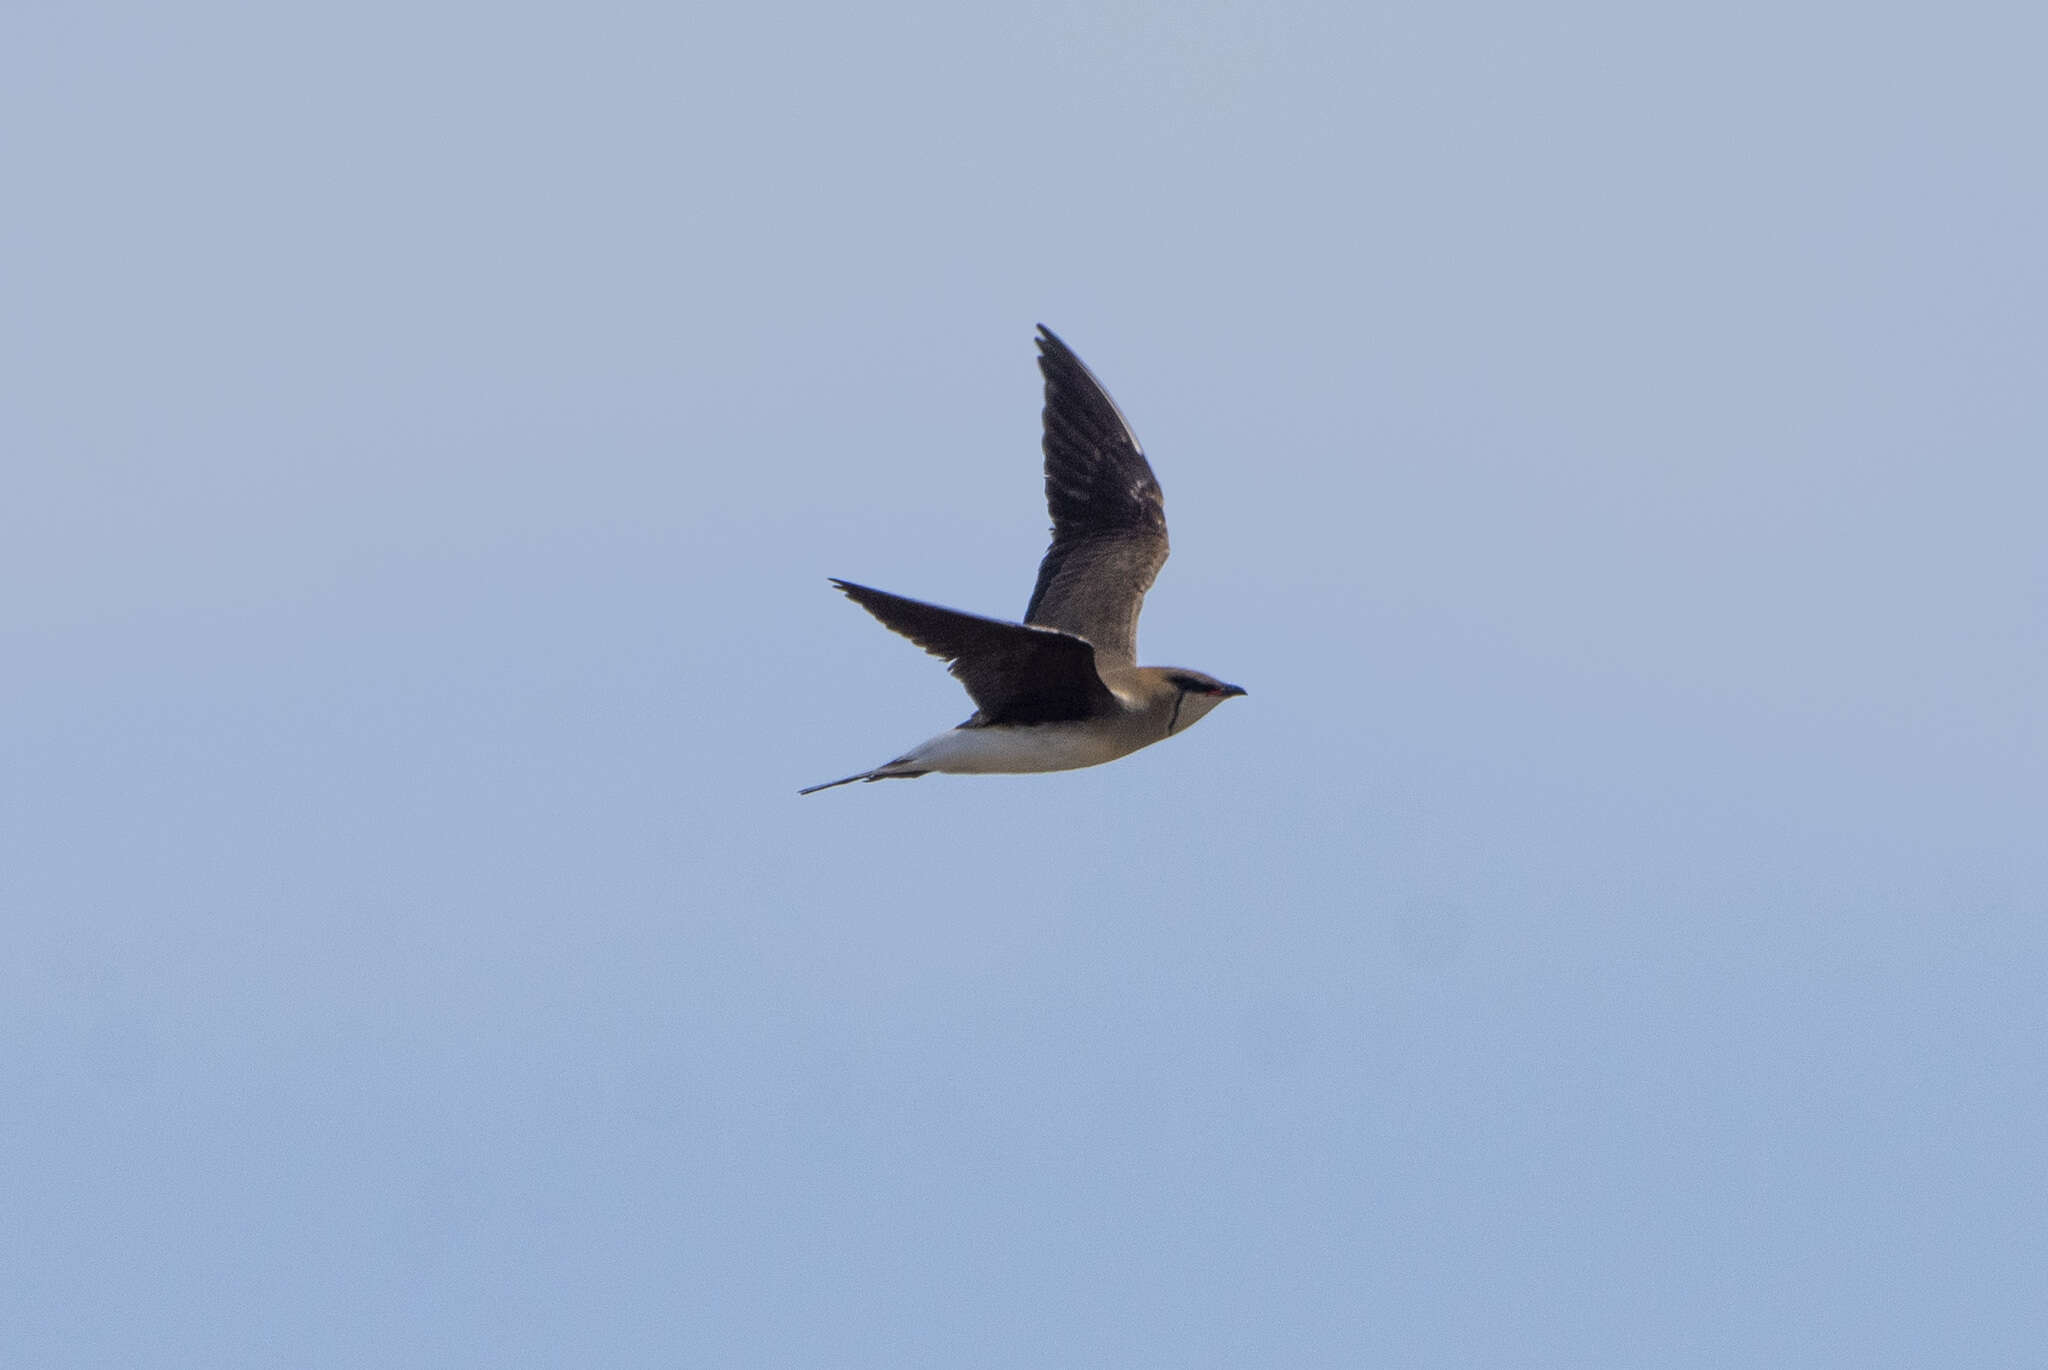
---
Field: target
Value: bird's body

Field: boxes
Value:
[802,326,1244,795]
[866,699,1155,778]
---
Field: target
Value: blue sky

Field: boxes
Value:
[5,2,2044,1365]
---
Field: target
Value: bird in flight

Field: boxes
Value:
[801,325,1245,794]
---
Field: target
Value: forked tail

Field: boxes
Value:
[797,767,928,796]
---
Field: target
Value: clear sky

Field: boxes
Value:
[6,2,2044,1365]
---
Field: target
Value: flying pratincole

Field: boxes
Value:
[801,325,1245,795]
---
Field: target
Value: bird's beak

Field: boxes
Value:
[1219,683,1248,698]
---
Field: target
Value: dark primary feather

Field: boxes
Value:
[1022,326,1170,665]
[830,579,1120,725]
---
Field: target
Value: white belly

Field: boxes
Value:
[895,721,1153,776]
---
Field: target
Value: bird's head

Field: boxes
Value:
[1160,669,1248,734]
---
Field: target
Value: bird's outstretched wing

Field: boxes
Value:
[830,579,1120,724]
[1022,326,1170,665]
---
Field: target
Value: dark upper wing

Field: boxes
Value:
[1022,325,1170,666]
[830,579,1120,724]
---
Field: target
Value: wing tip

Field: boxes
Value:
[1035,323,1077,365]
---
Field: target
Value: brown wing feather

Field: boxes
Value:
[1022,326,1170,665]
[830,580,1120,725]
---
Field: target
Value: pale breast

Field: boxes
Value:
[905,719,1159,775]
